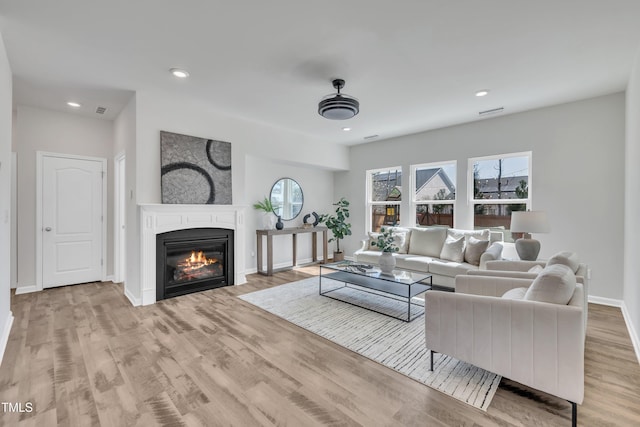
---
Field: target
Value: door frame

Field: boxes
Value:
[113,151,126,283]
[36,151,107,291]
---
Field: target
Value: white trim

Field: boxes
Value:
[14,285,38,295]
[10,152,17,289]
[621,302,640,365]
[0,311,14,367]
[113,152,126,284]
[36,152,108,291]
[588,295,623,307]
[124,286,141,307]
[104,275,115,283]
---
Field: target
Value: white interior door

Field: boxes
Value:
[42,154,104,288]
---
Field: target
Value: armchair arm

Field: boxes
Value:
[479,242,503,269]
[425,291,584,404]
[485,259,545,272]
[354,239,369,253]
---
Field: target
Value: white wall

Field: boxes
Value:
[336,93,625,301]
[245,155,335,272]
[125,90,349,302]
[13,105,115,289]
[0,31,14,365]
[624,46,640,358]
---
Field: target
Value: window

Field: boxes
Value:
[411,161,456,228]
[469,152,531,242]
[367,167,402,232]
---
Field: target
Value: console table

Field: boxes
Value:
[256,226,329,276]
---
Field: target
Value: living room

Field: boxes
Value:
[1,1,640,426]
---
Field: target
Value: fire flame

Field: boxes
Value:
[182,251,217,270]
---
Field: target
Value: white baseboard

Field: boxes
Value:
[588,295,623,307]
[0,311,14,367]
[621,302,640,366]
[14,285,39,295]
[104,275,115,283]
[124,286,141,307]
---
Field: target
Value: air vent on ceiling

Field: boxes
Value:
[364,134,379,140]
[95,106,107,115]
[479,107,504,116]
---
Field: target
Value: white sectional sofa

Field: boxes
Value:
[354,226,504,288]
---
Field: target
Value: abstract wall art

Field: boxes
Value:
[160,131,232,204]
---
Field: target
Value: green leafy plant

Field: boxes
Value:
[253,196,275,213]
[371,227,399,253]
[319,197,352,253]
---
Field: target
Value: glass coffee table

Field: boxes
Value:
[319,260,432,322]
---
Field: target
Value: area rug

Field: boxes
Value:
[239,277,501,411]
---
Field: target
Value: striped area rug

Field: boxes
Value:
[239,277,501,411]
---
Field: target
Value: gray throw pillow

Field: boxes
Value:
[524,264,576,304]
[464,236,489,266]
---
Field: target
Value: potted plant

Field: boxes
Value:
[253,196,277,230]
[371,227,399,273]
[319,197,352,261]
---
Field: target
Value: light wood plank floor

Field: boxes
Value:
[1,266,639,426]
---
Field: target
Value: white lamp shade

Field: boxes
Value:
[510,211,550,234]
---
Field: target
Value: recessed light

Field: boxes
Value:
[170,68,189,78]
[67,101,81,108]
[475,90,490,97]
[342,127,351,131]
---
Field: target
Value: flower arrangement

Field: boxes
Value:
[371,227,399,253]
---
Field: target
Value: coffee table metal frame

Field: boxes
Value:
[319,260,433,322]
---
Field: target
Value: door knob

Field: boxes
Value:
[44,227,52,232]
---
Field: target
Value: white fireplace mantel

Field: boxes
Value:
[137,203,247,306]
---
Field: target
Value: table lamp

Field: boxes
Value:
[510,211,550,260]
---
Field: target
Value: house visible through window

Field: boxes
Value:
[469,152,531,242]
[411,162,456,228]
[366,167,402,232]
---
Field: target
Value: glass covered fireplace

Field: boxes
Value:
[156,228,234,301]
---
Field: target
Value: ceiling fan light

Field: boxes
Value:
[318,79,359,120]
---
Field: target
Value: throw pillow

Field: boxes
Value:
[439,235,466,262]
[528,265,544,274]
[547,251,580,273]
[368,231,409,253]
[408,227,447,257]
[368,232,382,251]
[501,287,528,300]
[389,228,411,254]
[464,236,490,266]
[524,264,576,305]
[447,228,490,242]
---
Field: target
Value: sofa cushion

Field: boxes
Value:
[409,227,447,257]
[502,287,528,300]
[524,264,576,304]
[354,251,384,265]
[395,256,432,272]
[547,251,580,273]
[439,235,466,262]
[464,237,489,266]
[428,259,476,277]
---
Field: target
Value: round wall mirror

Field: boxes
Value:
[270,178,303,220]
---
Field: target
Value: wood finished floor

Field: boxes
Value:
[1,266,639,426]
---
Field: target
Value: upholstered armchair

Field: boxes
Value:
[425,266,585,427]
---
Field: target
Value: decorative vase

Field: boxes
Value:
[379,251,396,274]
[262,213,276,230]
[275,216,284,230]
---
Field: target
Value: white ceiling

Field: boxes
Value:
[1,0,640,145]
